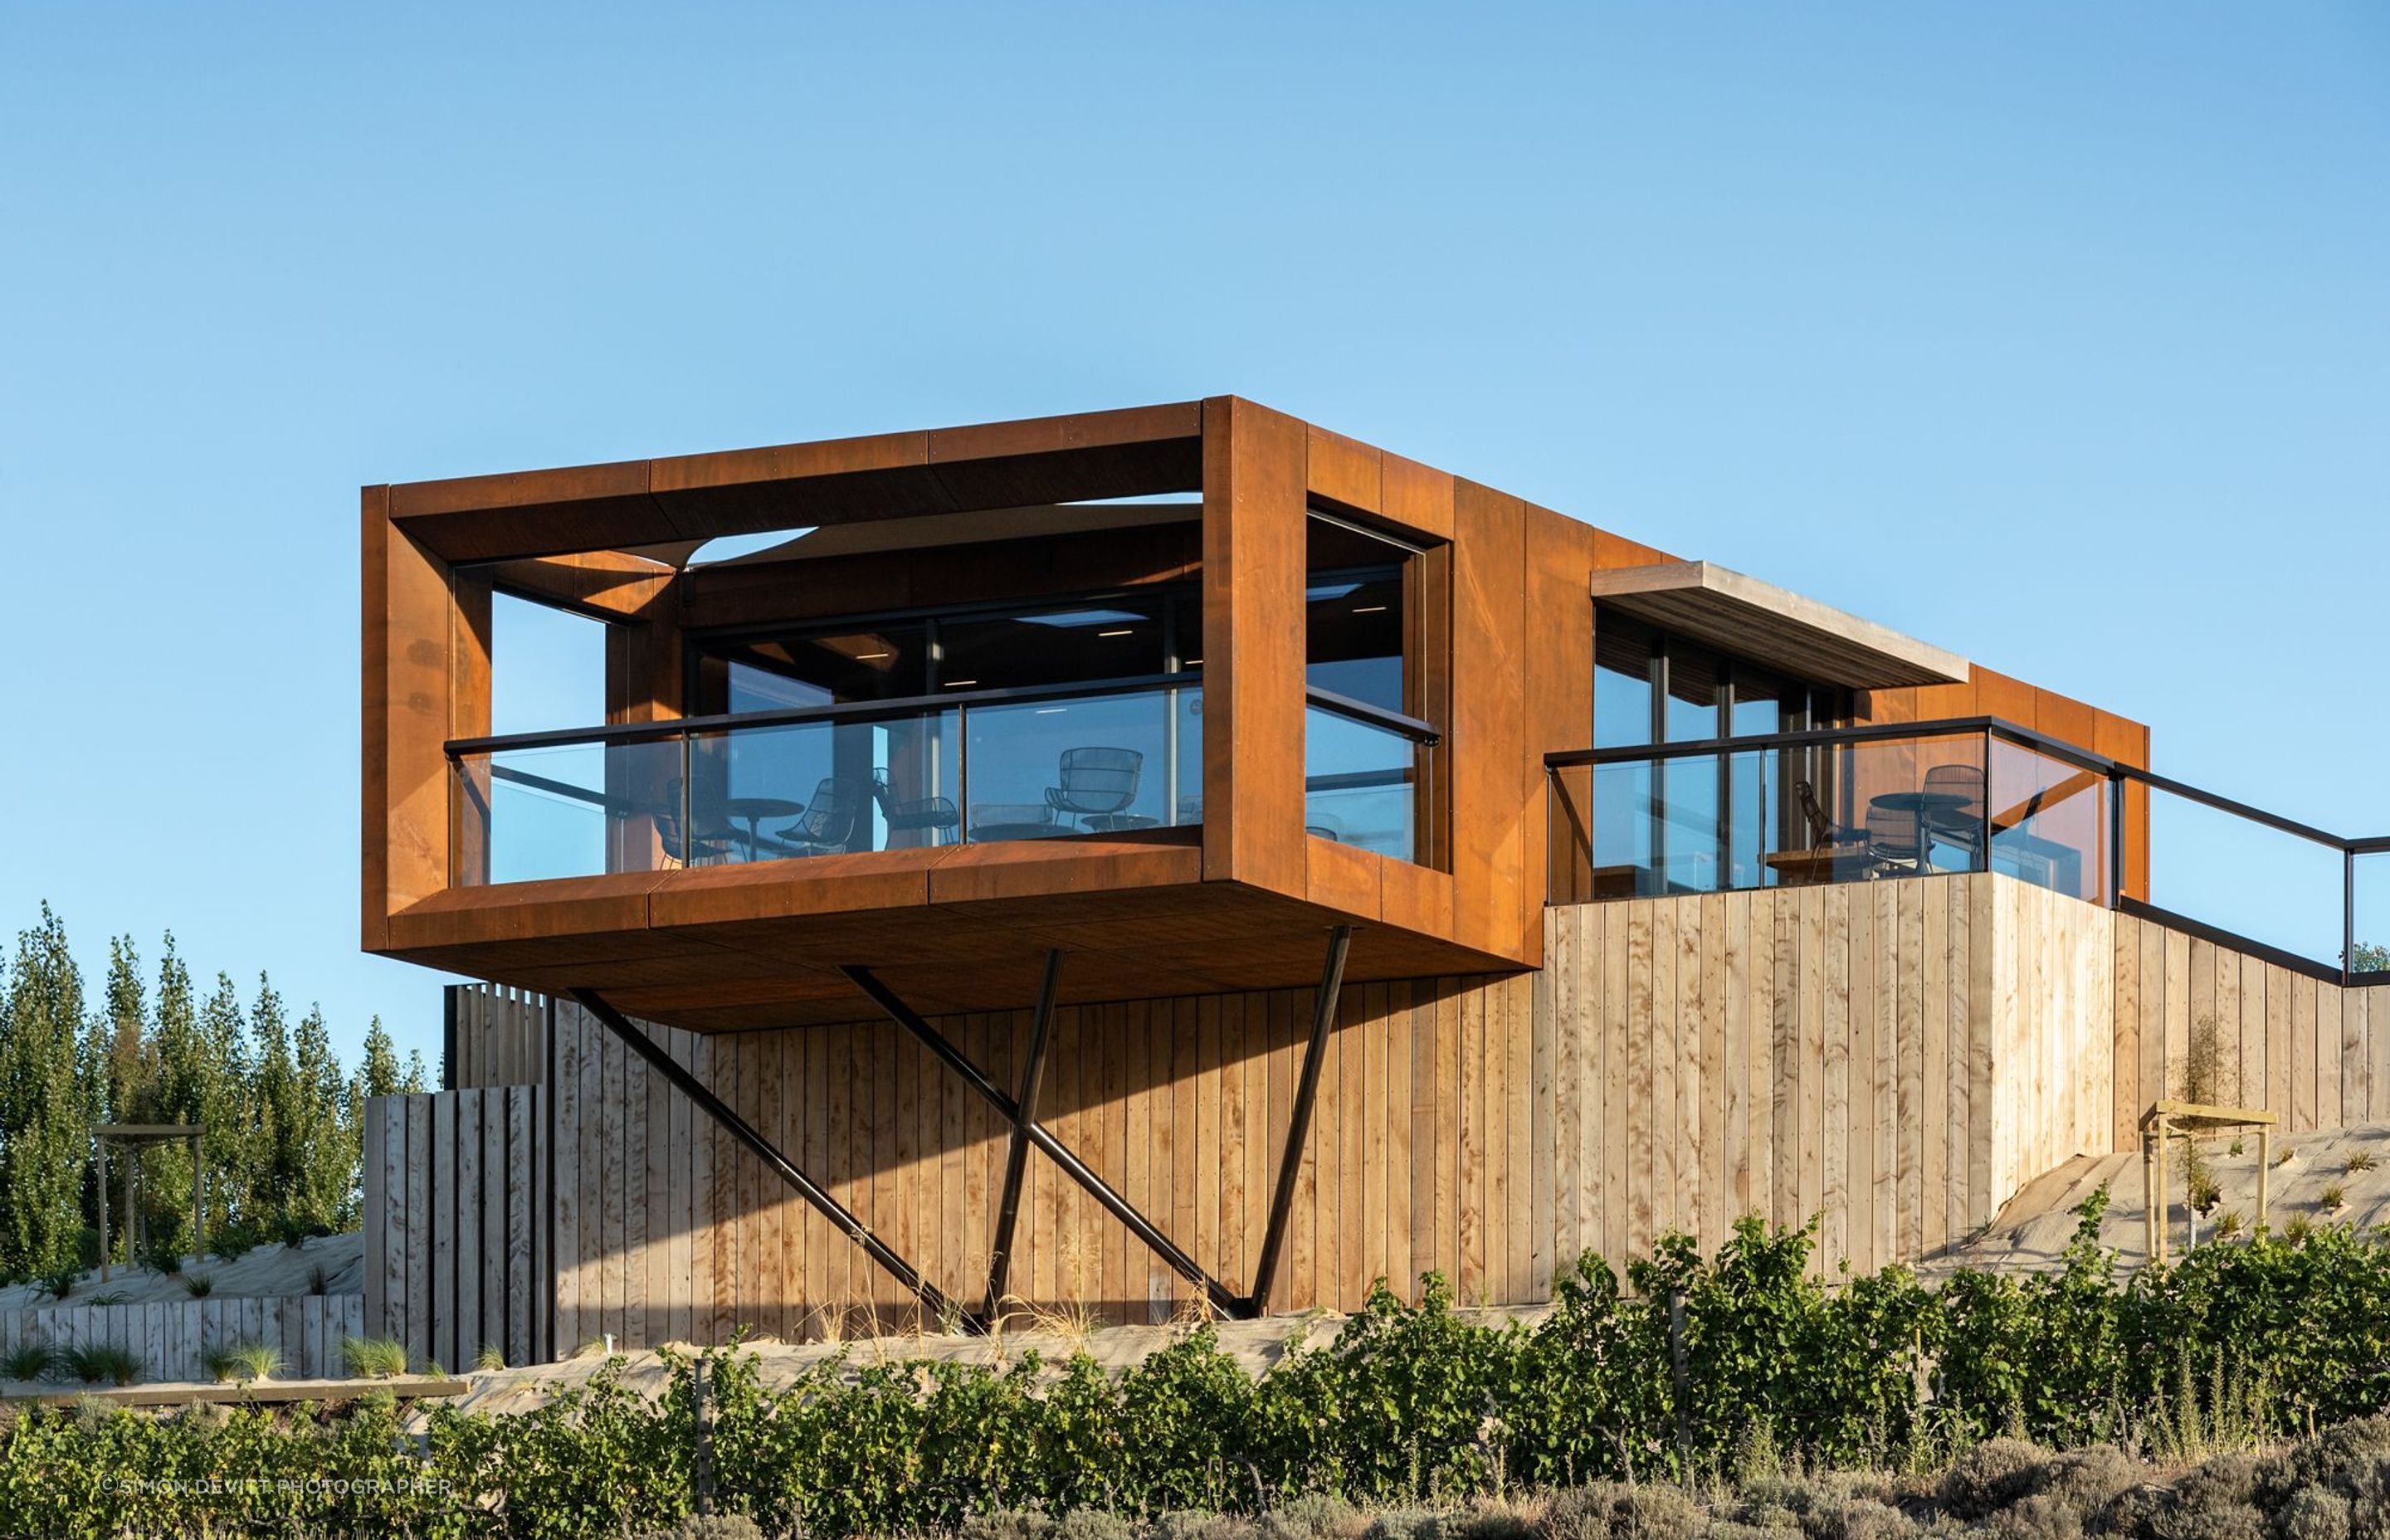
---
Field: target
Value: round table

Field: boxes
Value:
[1868,791,1975,870]
[721,796,807,860]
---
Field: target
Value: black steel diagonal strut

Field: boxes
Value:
[840,962,1247,1321]
[1246,924,1352,1318]
[568,988,981,1333]
[983,950,1062,1318]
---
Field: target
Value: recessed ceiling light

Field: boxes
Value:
[1352,605,1387,614]
[944,679,979,688]
[856,651,891,660]
[1097,629,1134,637]
[1034,707,1066,715]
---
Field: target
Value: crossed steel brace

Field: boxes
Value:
[570,925,1351,1333]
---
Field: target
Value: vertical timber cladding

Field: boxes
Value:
[2110,911,2390,1146]
[532,973,1544,1348]
[363,1088,549,1371]
[1542,872,2114,1281]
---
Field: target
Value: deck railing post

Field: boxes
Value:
[2344,847,2357,987]
[2109,768,2127,907]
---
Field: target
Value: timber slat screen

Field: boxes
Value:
[0,1295,363,1386]
[446,984,549,1091]
[363,1086,549,1371]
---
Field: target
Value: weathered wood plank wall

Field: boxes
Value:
[407,874,2390,1351]
[446,984,547,1091]
[363,1087,548,1371]
[1539,873,2110,1278]
[0,1295,363,1385]
[2110,910,2390,1146]
[534,973,1541,1346]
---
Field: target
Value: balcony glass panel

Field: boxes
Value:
[453,737,686,886]
[1549,729,2071,903]
[962,686,1198,840]
[1305,704,1427,862]
[1988,738,2110,904]
[2354,852,2390,977]
[2145,786,2344,967]
[452,682,1202,884]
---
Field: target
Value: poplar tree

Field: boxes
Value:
[0,906,90,1277]
[354,1017,404,1101]
[290,1004,357,1229]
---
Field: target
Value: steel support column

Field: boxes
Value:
[568,988,978,1332]
[983,950,1062,1318]
[1246,924,1352,1318]
[841,963,1246,1320]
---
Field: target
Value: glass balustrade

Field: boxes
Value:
[1549,726,2104,904]
[2355,851,2390,979]
[1304,701,1432,862]
[452,684,1203,884]
[2142,786,2344,967]
[1549,719,2386,982]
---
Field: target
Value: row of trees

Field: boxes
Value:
[0,904,427,1282]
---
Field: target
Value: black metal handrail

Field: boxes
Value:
[1305,685,1441,745]
[1544,714,2390,987]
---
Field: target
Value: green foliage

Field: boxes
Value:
[202,1339,283,1383]
[14,1216,2390,1537]
[60,1343,142,1386]
[0,906,91,1279]
[181,1271,214,1297]
[342,1333,411,1379]
[2,1336,58,1382]
[0,908,382,1279]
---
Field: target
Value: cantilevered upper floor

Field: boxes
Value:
[363,398,2192,1031]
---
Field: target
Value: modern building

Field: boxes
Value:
[359,398,2388,1368]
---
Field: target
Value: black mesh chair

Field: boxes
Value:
[768,776,865,857]
[871,768,959,846]
[1795,780,1841,854]
[1865,797,1924,874]
[657,777,736,867]
[1922,763,1987,862]
[1045,747,1149,831]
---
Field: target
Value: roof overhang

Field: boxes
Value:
[1590,560,1969,690]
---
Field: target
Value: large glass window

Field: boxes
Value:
[1304,509,1432,862]
[1588,612,1851,894]
[938,597,1171,691]
[1306,570,1404,711]
[1593,617,1657,748]
[690,589,1194,713]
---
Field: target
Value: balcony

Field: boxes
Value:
[451,677,1434,884]
[1548,717,2390,986]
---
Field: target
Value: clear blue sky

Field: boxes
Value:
[2,3,2384,1069]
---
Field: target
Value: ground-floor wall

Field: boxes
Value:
[1539,874,2111,1280]
[387,874,2390,1355]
